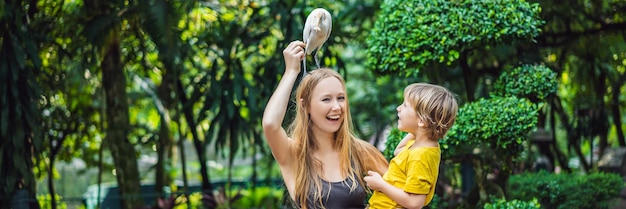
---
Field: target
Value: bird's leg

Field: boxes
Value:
[302,58,307,78]
[314,51,321,69]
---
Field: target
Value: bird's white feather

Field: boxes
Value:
[302,8,332,73]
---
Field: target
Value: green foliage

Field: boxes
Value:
[424,194,447,209]
[179,186,283,209]
[382,127,407,161]
[5,0,626,208]
[442,96,538,160]
[37,194,68,209]
[366,0,543,75]
[493,65,558,102]
[229,187,284,209]
[483,198,540,209]
[508,171,624,209]
[177,192,203,209]
[1,0,44,207]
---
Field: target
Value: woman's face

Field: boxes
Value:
[396,98,420,133]
[307,77,346,134]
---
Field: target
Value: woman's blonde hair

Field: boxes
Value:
[288,68,387,209]
[404,83,458,140]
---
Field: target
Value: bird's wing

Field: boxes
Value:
[303,19,312,43]
[324,11,332,42]
[303,13,317,54]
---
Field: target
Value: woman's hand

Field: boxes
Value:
[282,41,306,73]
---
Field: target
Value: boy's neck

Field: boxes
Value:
[410,131,439,148]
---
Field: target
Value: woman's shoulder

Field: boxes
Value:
[352,138,389,172]
[353,138,381,152]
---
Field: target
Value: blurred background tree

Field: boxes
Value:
[0,0,625,208]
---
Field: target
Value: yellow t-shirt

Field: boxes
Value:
[368,140,441,208]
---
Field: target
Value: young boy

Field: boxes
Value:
[364,83,458,209]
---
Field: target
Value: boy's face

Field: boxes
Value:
[396,98,420,133]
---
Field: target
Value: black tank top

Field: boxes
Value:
[303,176,367,209]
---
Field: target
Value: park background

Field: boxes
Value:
[1,0,626,208]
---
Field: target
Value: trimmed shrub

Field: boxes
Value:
[366,0,543,75]
[383,128,406,161]
[484,198,541,209]
[493,64,558,102]
[508,171,623,209]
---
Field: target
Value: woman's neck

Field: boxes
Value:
[310,127,336,152]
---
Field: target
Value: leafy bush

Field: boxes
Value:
[383,127,406,161]
[493,65,558,102]
[483,198,541,209]
[441,96,538,201]
[366,0,543,75]
[37,194,68,209]
[424,194,447,209]
[508,171,624,209]
[442,96,538,162]
[229,187,283,209]
[176,186,284,209]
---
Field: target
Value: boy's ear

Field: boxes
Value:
[418,120,426,127]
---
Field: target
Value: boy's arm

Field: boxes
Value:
[364,171,426,209]
[378,186,426,209]
[393,133,415,156]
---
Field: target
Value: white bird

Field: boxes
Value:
[302,8,332,76]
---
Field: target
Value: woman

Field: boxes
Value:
[262,40,388,209]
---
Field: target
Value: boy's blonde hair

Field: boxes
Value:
[404,83,458,140]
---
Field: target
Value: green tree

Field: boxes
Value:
[493,65,558,103]
[537,0,626,173]
[435,64,556,206]
[366,0,544,101]
[27,1,110,208]
[442,96,539,203]
[0,1,44,208]
[82,0,143,207]
[134,0,193,198]
[13,0,624,208]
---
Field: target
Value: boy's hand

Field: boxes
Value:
[364,170,385,191]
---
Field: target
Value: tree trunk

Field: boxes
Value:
[47,157,57,209]
[47,135,65,209]
[177,79,215,203]
[611,75,626,146]
[155,98,173,198]
[101,38,143,209]
[570,123,591,172]
[97,138,104,209]
[550,96,573,171]
[460,50,475,102]
[177,119,192,209]
[471,158,488,203]
[0,2,43,206]
[155,121,172,198]
[594,64,609,156]
[155,63,177,197]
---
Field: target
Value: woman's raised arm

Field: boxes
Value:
[262,41,306,166]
